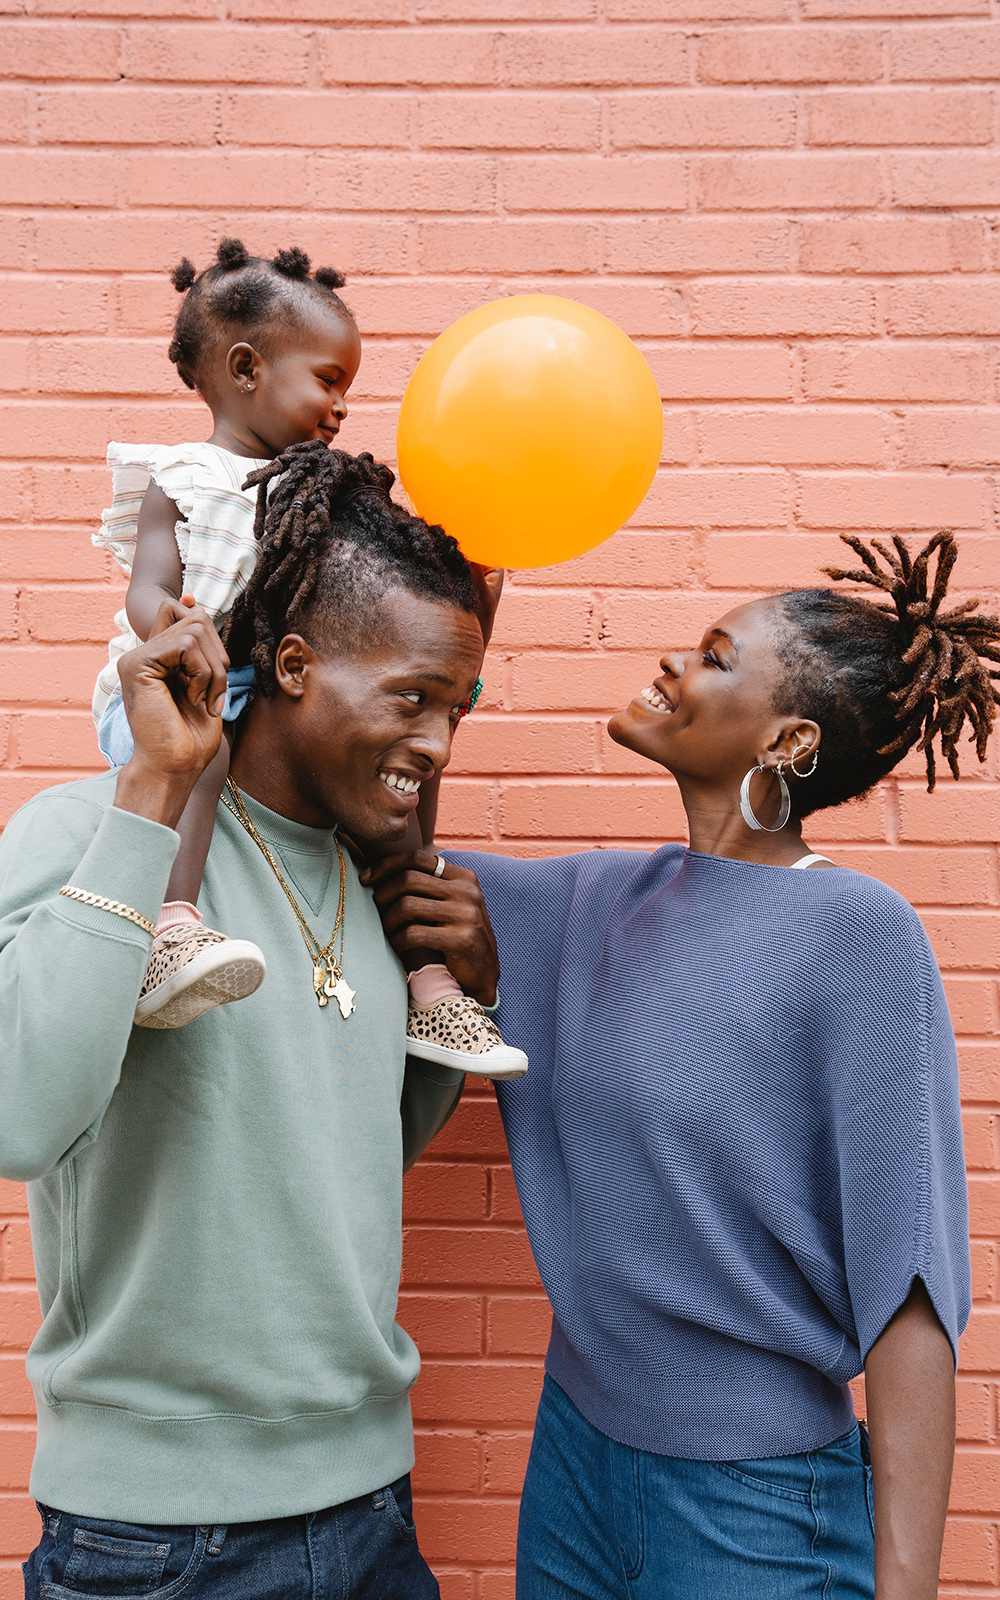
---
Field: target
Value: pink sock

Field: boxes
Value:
[157,900,202,936]
[407,963,463,1006]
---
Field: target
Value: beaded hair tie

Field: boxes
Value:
[458,677,484,719]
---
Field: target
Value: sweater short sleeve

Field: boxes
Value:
[817,882,970,1363]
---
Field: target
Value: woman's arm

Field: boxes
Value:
[126,481,187,641]
[864,1278,956,1600]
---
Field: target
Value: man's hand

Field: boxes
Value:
[362,851,500,1006]
[146,592,200,638]
[114,598,230,830]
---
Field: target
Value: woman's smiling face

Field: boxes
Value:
[608,599,793,787]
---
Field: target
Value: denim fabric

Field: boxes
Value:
[23,1476,439,1600]
[517,1377,875,1600]
[97,665,257,769]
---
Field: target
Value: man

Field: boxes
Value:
[0,478,499,1598]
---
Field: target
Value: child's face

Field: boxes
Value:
[237,305,362,456]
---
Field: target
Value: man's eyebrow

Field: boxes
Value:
[707,628,740,654]
[411,670,455,687]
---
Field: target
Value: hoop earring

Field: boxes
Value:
[740,762,791,833]
[789,745,819,779]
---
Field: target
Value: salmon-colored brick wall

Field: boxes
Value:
[1,2,1000,1595]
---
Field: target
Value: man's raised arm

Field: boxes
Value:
[0,603,227,1180]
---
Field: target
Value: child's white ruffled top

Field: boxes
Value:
[92,442,269,726]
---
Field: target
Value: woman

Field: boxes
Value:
[375,531,998,1599]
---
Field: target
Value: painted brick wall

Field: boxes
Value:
[1,2,1000,1595]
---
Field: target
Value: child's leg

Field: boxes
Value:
[364,827,527,1081]
[161,731,232,917]
[134,727,266,1030]
[364,826,463,1004]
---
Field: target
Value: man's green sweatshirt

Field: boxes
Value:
[0,773,464,1524]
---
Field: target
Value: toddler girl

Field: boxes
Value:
[93,238,360,1029]
[92,239,525,1078]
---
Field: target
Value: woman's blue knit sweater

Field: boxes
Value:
[451,845,970,1461]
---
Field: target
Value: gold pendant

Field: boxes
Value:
[314,957,355,1019]
[313,963,330,1007]
[327,971,356,1020]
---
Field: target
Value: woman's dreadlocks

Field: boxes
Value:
[224,440,477,694]
[773,531,1000,816]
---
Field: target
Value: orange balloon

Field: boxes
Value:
[396,295,663,569]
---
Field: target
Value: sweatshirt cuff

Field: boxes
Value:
[56,805,180,941]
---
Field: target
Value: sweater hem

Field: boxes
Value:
[30,1392,416,1524]
[545,1322,855,1463]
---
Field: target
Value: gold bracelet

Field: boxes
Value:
[59,885,157,938]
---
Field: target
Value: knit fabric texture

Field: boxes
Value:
[450,845,971,1462]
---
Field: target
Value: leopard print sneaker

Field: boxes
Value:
[134,923,266,1030]
[406,995,528,1080]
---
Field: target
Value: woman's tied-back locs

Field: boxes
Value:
[772,531,1000,814]
[824,530,1000,791]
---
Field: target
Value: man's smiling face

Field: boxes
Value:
[248,588,485,842]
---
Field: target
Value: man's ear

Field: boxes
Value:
[226,342,262,393]
[273,634,315,699]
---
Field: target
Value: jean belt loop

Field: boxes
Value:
[207,1526,228,1556]
[372,1489,386,1510]
[858,1420,872,1467]
[43,1507,62,1539]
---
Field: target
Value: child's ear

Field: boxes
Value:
[226,342,261,393]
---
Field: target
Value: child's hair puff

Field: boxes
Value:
[166,238,353,391]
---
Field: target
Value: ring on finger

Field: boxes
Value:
[433,855,446,878]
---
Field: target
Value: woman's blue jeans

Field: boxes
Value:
[517,1376,875,1600]
[23,1476,438,1600]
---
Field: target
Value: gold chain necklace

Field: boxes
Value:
[221,779,356,1019]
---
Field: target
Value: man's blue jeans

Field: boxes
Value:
[23,1476,439,1600]
[517,1376,875,1600]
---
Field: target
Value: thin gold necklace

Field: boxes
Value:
[221,779,356,1019]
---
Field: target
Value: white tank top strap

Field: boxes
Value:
[791,853,836,869]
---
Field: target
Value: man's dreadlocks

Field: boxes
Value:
[224,440,477,693]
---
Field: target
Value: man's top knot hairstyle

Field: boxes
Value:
[224,440,477,693]
[166,238,353,391]
[773,531,1000,816]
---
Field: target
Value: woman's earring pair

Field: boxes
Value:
[739,745,818,832]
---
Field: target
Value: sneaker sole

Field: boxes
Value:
[134,941,267,1030]
[405,1033,528,1080]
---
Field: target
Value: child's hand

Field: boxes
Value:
[470,566,504,650]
